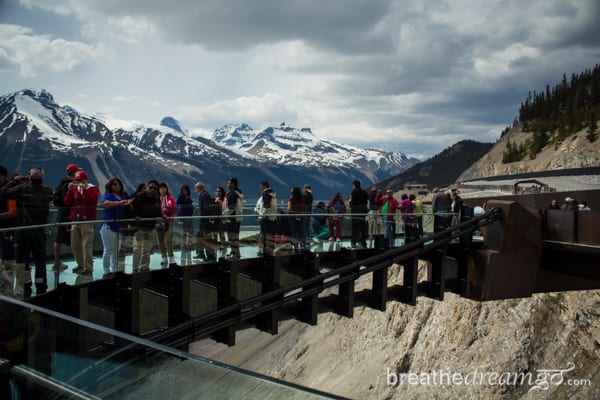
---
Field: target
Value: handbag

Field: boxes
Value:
[155,218,169,231]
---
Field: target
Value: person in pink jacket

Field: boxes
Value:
[157,182,178,265]
[63,170,99,275]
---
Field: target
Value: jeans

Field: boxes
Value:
[100,224,119,273]
[384,220,396,248]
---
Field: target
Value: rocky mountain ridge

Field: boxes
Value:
[458,125,600,182]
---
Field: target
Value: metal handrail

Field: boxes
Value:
[147,207,501,346]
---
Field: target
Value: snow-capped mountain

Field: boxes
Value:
[212,123,256,147]
[0,89,417,197]
[212,122,415,181]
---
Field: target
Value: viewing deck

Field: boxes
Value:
[2,191,600,399]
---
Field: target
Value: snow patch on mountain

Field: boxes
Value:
[13,92,88,147]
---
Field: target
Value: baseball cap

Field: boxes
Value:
[73,170,88,181]
[66,164,79,172]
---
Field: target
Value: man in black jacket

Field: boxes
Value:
[52,163,78,272]
[1,166,53,297]
[349,180,369,248]
[0,166,16,293]
[131,180,161,271]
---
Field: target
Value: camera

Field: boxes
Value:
[12,174,30,183]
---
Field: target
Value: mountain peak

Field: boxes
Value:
[160,116,184,133]
[19,88,55,103]
[211,123,255,146]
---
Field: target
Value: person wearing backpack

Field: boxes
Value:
[257,180,277,254]
[223,177,244,259]
[52,163,78,272]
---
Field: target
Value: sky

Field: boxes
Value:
[1,0,599,160]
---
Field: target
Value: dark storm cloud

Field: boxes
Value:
[4,0,600,158]
[83,0,395,53]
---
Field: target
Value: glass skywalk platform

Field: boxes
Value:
[0,294,341,399]
[1,210,429,299]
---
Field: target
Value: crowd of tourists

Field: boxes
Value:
[0,164,441,298]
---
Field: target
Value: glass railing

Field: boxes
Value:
[0,294,339,399]
[0,206,447,299]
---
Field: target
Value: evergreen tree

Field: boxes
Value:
[587,112,598,142]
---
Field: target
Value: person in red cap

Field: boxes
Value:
[63,170,99,276]
[52,163,79,272]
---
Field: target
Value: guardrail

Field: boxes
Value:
[142,207,501,347]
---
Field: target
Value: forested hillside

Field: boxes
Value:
[503,63,600,162]
[378,140,493,190]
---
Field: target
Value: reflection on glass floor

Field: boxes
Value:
[4,232,412,296]
[1,224,411,299]
[45,235,406,292]
[0,295,340,399]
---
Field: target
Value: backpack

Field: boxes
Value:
[224,190,246,223]
[234,191,245,222]
[402,200,416,224]
[260,189,278,221]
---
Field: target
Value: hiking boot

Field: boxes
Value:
[53,262,68,272]
[72,266,84,274]
[78,269,92,276]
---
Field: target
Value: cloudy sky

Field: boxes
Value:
[1,0,599,159]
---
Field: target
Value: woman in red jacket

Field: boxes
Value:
[63,170,99,275]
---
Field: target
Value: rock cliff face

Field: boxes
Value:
[458,127,600,181]
[191,264,600,399]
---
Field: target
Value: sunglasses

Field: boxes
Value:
[148,186,158,191]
